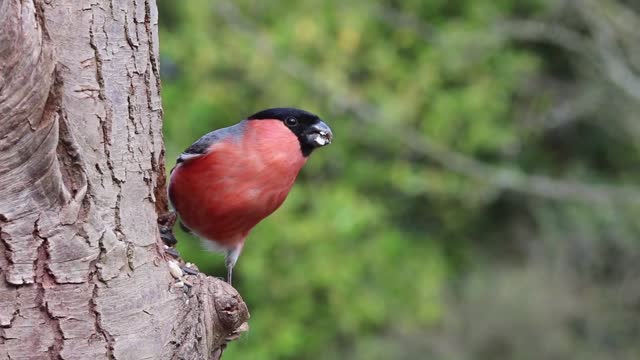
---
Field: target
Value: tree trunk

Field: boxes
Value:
[0,1,249,359]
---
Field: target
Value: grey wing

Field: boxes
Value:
[175,122,245,165]
[176,131,221,164]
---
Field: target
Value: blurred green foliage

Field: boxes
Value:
[158,0,640,359]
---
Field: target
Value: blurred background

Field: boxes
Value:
[157,0,640,359]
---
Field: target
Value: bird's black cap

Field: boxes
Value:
[247,107,333,156]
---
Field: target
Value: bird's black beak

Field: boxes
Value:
[306,120,333,148]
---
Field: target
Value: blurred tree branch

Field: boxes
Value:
[216,0,640,205]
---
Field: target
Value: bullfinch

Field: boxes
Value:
[167,108,333,284]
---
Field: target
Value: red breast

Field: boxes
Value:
[168,120,307,248]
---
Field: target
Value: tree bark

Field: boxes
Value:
[0,1,249,359]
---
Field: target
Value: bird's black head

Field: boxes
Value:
[247,107,333,156]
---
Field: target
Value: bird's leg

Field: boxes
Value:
[227,265,233,285]
[225,254,236,285]
[225,243,244,286]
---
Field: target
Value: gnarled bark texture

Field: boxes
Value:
[0,1,249,359]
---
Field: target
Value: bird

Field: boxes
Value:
[167,107,333,285]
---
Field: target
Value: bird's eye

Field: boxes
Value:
[285,117,298,127]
